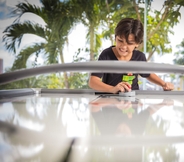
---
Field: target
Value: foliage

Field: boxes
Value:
[2,0,184,89]
[46,74,65,89]
[100,0,133,45]
[0,68,65,90]
[79,0,106,60]
[2,0,84,88]
[1,73,90,90]
[100,0,183,61]
[0,75,46,90]
[67,48,90,89]
[68,72,89,89]
[3,0,184,63]
[173,39,184,65]
[145,0,182,60]
[3,0,82,64]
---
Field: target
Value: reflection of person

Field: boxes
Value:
[90,97,145,135]
[90,96,174,136]
[88,18,174,93]
[90,97,174,161]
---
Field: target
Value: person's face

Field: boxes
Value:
[115,34,139,58]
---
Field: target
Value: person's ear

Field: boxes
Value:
[134,44,139,49]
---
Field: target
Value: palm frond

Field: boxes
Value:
[95,33,102,51]
[12,43,45,70]
[3,21,46,53]
[45,41,59,64]
[12,1,46,23]
[41,0,80,40]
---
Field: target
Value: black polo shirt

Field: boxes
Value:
[91,46,150,90]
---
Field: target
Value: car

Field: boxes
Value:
[0,61,184,162]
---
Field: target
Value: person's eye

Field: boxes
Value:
[128,42,134,45]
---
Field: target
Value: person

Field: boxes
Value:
[89,96,174,161]
[88,18,174,93]
[89,96,174,135]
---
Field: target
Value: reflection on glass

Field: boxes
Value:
[0,94,184,162]
[88,95,184,162]
[0,96,69,162]
[89,96,175,136]
[62,97,90,137]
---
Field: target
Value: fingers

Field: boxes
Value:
[162,99,174,106]
[123,82,132,91]
[116,101,132,110]
[163,82,174,91]
[116,82,132,92]
[127,72,133,76]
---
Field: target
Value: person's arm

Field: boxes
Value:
[147,99,174,115]
[146,73,174,91]
[88,75,131,94]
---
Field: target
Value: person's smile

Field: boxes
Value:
[118,47,129,56]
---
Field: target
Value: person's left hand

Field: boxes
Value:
[162,82,174,91]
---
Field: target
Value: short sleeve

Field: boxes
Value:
[134,51,150,78]
[90,46,114,78]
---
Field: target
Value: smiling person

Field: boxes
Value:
[88,18,174,94]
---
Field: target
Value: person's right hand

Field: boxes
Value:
[162,82,174,91]
[111,82,132,94]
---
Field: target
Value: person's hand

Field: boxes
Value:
[162,82,174,91]
[112,82,132,93]
[116,100,132,110]
[161,99,174,106]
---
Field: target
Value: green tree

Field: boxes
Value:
[2,0,82,88]
[173,39,184,65]
[78,0,106,61]
[101,0,133,45]
[69,50,89,89]
[0,68,65,90]
[2,0,184,89]
[173,38,184,87]
[78,0,134,61]
[145,0,183,60]
[100,0,184,61]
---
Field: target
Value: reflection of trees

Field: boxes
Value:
[1,96,67,161]
[67,97,89,122]
[144,99,184,162]
[144,109,181,162]
[11,97,62,127]
[1,96,92,161]
[61,97,90,137]
[145,145,179,162]
[11,96,68,134]
[1,96,184,161]
[145,116,170,136]
[89,98,183,162]
[173,105,184,130]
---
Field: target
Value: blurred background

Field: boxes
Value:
[0,0,184,90]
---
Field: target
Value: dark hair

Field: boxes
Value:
[115,18,143,44]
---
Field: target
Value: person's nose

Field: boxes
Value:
[120,41,128,47]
